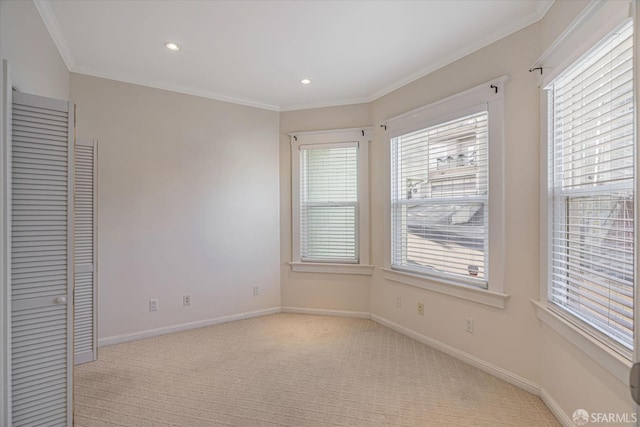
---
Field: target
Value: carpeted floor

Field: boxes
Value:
[74,313,560,426]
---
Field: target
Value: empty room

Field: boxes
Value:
[0,0,638,425]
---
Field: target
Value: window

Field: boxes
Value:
[391,111,488,286]
[547,20,635,355]
[384,78,507,306]
[290,129,372,274]
[301,144,357,261]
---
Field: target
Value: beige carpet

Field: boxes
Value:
[74,313,560,426]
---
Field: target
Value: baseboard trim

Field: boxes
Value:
[97,306,572,425]
[370,314,572,425]
[539,387,573,427]
[98,306,282,347]
[370,314,539,394]
[281,306,370,319]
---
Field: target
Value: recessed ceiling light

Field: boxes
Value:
[164,42,181,51]
[300,78,311,85]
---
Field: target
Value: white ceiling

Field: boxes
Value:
[36,0,553,111]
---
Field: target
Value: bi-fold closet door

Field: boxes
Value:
[73,139,97,366]
[6,81,96,426]
[10,91,74,426]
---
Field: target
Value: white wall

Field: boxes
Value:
[0,0,69,99]
[70,74,281,340]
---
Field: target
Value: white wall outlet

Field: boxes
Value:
[465,317,474,333]
[149,299,159,312]
[253,286,260,296]
[417,302,424,316]
[183,295,191,306]
[395,296,401,308]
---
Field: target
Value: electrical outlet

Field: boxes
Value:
[465,317,474,333]
[395,296,402,308]
[417,302,424,316]
[253,286,260,296]
[149,299,159,312]
[183,295,191,306]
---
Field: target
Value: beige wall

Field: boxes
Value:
[370,17,542,386]
[4,0,633,420]
[0,0,69,99]
[537,0,635,418]
[281,11,544,382]
[279,0,633,420]
[279,103,372,312]
[540,323,633,418]
[71,74,281,339]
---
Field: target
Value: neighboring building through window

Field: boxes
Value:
[547,20,635,355]
[391,111,488,286]
[386,78,506,294]
[290,128,372,275]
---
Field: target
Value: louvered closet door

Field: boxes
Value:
[74,139,97,365]
[11,91,74,427]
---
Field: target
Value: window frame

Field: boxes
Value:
[390,107,490,288]
[534,0,634,383]
[542,20,638,360]
[290,128,373,275]
[382,77,509,308]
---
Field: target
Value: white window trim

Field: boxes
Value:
[532,301,631,384]
[382,77,509,307]
[533,0,633,89]
[290,128,373,275]
[290,262,374,275]
[535,0,636,380]
[381,268,509,309]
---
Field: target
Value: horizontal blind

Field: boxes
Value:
[549,20,634,353]
[300,144,358,262]
[391,111,488,285]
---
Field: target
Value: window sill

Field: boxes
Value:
[531,300,631,384]
[289,262,374,275]
[381,268,509,309]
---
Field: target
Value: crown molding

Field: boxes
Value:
[35,0,555,112]
[365,4,552,104]
[70,66,281,111]
[33,0,75,71]
[279,96,372,112]
[534,0,555,19]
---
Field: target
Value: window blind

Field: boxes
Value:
[548,20,634,353]
[300,143,358,262]
[391,111,488,285]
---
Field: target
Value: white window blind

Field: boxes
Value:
[300,143,358,262]
[391,111,488,286]
[548,20,634,353]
